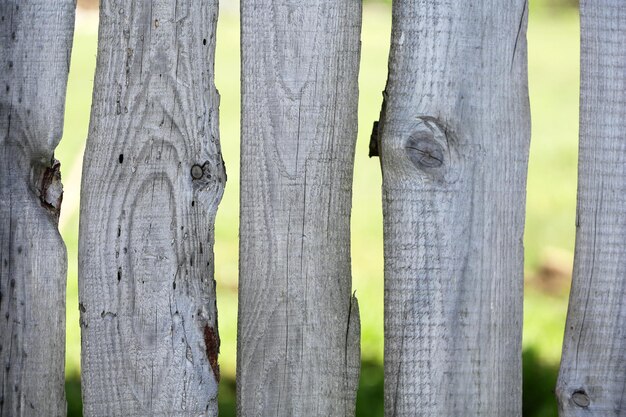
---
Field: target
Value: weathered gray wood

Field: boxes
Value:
[79,1,224,415]
[0,2,74,416]
[237,1,361,415]
[375,1,530,415]
[556,2,626,415]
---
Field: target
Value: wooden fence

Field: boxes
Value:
[0,0,624,416]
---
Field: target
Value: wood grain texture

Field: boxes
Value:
[0,1,74,416]
[238,1,362,415]
[375,1,530,415]
[79,1,224,415]
[556,2,626,415]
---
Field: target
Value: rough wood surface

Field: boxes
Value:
[237,1,362,415]
[556,2,626,415]
[375,1,530,415]
[79,1,224,415]
[0,2,74,416]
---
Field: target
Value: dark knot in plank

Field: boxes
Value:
[404,117,448,170]
[571,390,590,408]
[405,134,444,168]
[34,158,63,221]
[191,164,204,179]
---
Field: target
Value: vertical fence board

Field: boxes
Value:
[79,1,225,415]
[237,1,362,415]
[556,2,626,415]
[0,1,74,416]
[375,1,530,415]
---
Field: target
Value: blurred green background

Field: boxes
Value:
[61,0,579,415]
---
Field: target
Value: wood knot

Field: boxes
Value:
[571,390,590,408]
[404,117,450,172]
[34,158,63,221]
[405,134,444,168]
[190,164,204,179]
[399,116,461,183]
[190,158,227,191]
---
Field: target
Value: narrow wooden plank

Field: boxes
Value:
[237,1,362,415]
[556,2,626,415]
[375,1,530,415]
[0,2,74,416]
[78,1,224,415]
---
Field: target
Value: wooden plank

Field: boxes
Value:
[556,2,626,415]
[0,2,74,416]
[237,1,362,415]
[375,1,530,415]
[78,1,224,415]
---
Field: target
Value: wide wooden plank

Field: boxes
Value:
[0,2,74,416]
[375,1,530,415]
[556,2,626,415]
[237,1,362,415]
[79,1,225,415]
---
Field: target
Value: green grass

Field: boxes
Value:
[525,7,580,271]
[58,4,579,416]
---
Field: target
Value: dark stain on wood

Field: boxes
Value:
[202,324,220,382]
